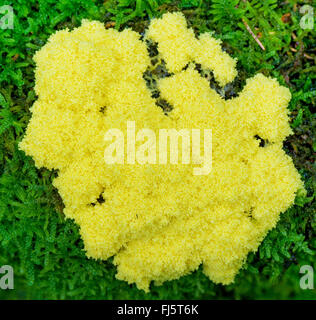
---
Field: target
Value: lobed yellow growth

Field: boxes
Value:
[146,12,237,85]
[19,12,303,291]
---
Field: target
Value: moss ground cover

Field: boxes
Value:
[0,0,315,299]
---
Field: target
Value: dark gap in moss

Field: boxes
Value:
[90,192,105,206]
[97,193,105,204]
[245,207,255,221]
[146,39,158,57]
[155,98,173,115]
[254,135,265,147]
[223,79,241,99]
[194,63,225,98]
[194,62,249,100]
[151,91,160,99]
[144,40,172,78]
[143,70,160,99]
[142,39,174,115]
[194,62,202,73]
[182,63,189,71]
[151,57,159,65]
[99,106,106,114]
[152,60,172,78]
[128,20,150,35]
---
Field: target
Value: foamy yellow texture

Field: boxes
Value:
[146,12,237,86]
[19,12,303,291]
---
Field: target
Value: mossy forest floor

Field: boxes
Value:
[0,0,315,299]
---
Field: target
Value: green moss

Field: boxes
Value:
[0,0,315,299]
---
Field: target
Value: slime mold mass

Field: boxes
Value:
[20,12,303,291]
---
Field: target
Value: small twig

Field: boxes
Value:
[237,0,265,51]
[242,18,266,50]
[304,53,314,60]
